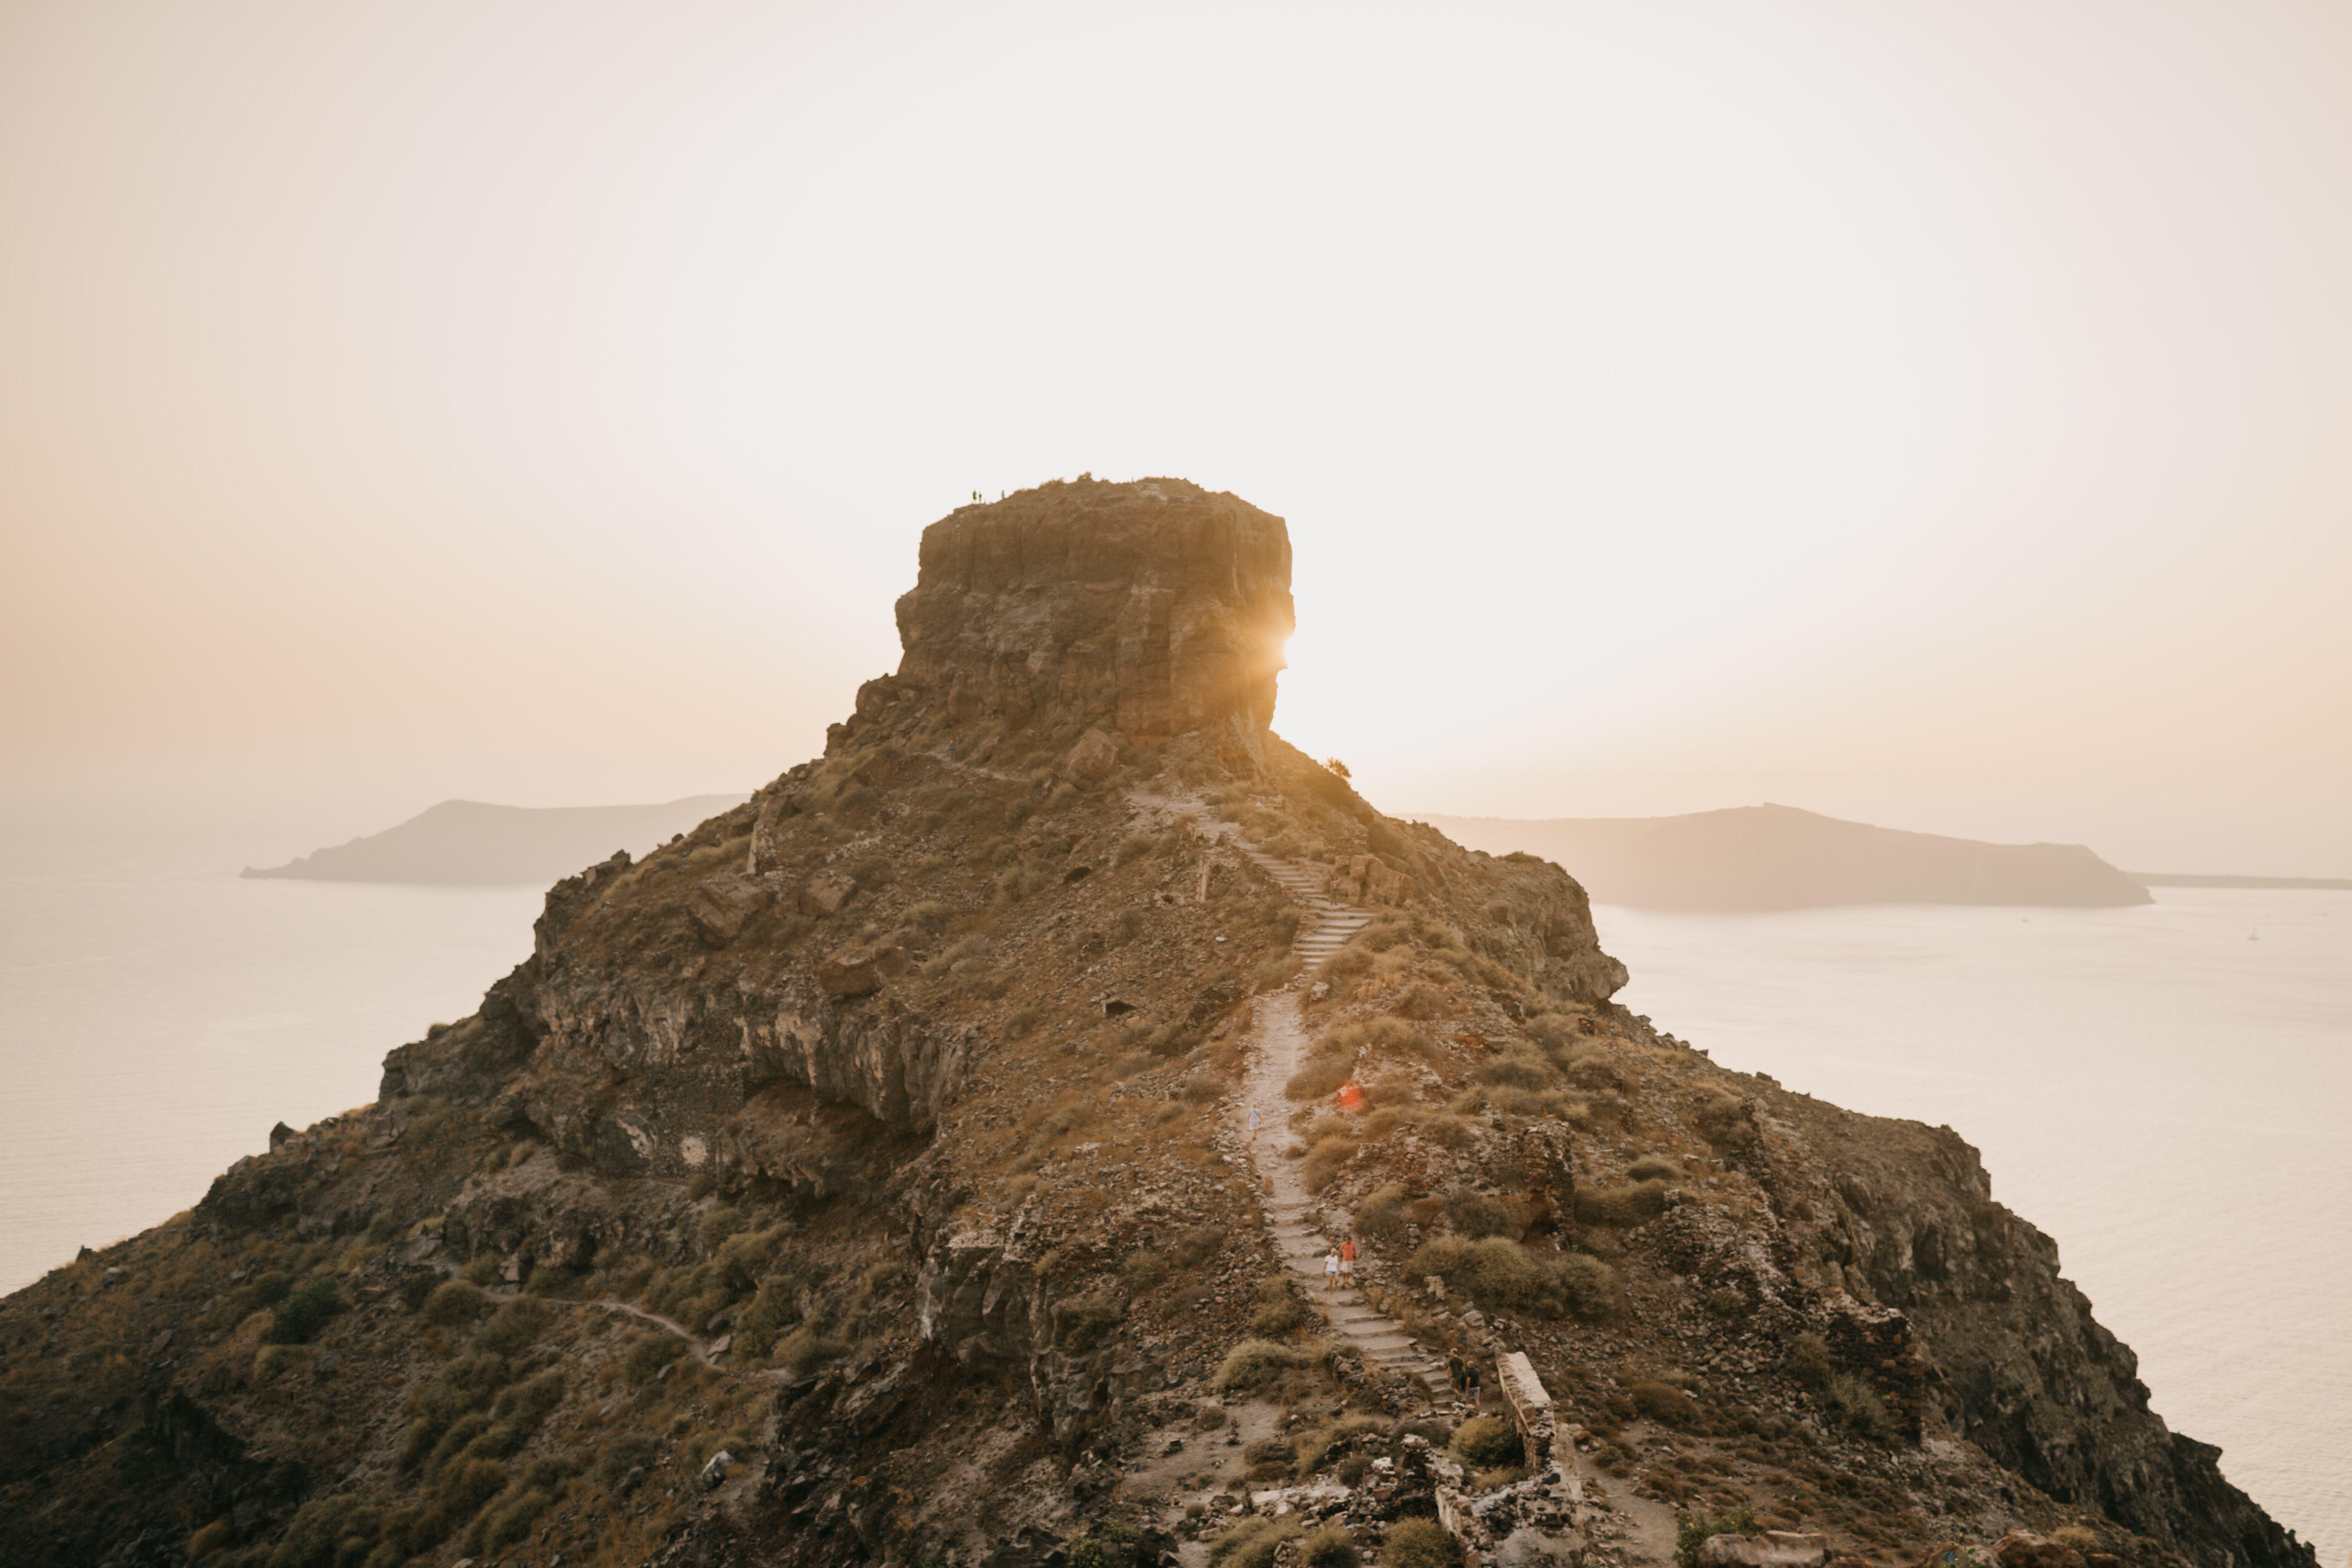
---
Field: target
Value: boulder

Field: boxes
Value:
[686,873,769,948]
[700,1449,734,1491]
[1061,728,1121,786]
[817,936,909,999]
[1698,1535,1829,1568]
[269,1121,295,1151]
[799,869,858,917]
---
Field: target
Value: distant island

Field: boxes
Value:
[240,794,748,885]
[1421,802,2154,910]
[2126,871,2352,890]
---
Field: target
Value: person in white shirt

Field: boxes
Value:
[1323,1249,1342,1293]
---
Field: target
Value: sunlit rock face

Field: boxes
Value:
[892,475,1294,738]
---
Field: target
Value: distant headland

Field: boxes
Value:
[1422,802,2155,910]
[240,794,748,885]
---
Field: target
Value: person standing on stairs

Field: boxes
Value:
[1339,1236,1356,1282]
[1324,1249,1342,1293]
[1464,1359,1483,1409]
[1248,1103,1261,1143]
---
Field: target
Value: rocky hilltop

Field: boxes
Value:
[0,476,2315,1568]
[1424,808,2152,910]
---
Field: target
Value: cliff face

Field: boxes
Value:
[892,477,1293,741]
[0,479,2313,1568]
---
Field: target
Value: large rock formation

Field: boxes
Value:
[0,479,2316,1568]
[889,475,1293,741]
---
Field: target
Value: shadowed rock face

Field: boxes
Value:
[892,476,1294,739]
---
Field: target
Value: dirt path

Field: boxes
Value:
[1224,847,1455,1397]
[583,1299,719,1366]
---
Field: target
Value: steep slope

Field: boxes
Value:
[1426,806,2152,909]
[0,476,2313,1568]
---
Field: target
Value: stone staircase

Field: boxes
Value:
[1232,848,1449,1397]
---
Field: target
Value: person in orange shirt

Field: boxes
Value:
[1338,1236,1356,1282]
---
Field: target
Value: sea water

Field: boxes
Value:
[0,863,2342,1554]
[0,861,541,1294]
[1595,888,2350,1559]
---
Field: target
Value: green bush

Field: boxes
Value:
[1409,1236,1608,1319]
[422,1281,485,1327]
[267,1277,343,1345]
[1449,1415,1523,1468]
[1215,1338,1309,1393]
[1626,1155,1684,1183]
[1381,1516,1459,1568]
[1058,1292,1126,1352]
[622,1333,686,1383]
[697,1205,745,1250]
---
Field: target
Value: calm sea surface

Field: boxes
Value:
[1595,889,2350,1561]
[0,863,2342,1553]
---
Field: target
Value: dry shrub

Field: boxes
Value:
[1475,1054,1553,1091]
[423,1281,486,1327]
[1626,1155,1683,1183]
[1298,1525,1361,1568]
[1057,1292,1125,1352]
[1444,1189,1517,1240]
[1408,1237,1617,1321]
[1286,1059,1352,1101]
[1381,1516,1459,1568]
[1392,982,1449,1020]
[1694,1091,1755,1148]
[1449,1414,1524,1468]
[1575,1182,1668,1227]
[1354,1183,1410,1242]
[1170,1225,1226,1267]
[1782,1331,1833,1388]
[1301,1135,1358,1193]
[1630,1379,1701,1428]
[1824,1371,1897,1443]
[1215,1338,1309,1393]
[1210,1515,1304,1568]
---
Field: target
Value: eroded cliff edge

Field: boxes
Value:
[0,476,2313,1568]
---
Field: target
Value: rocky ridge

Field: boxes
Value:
[0,475,2318,1568]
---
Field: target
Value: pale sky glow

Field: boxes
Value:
[3,0,2348,872]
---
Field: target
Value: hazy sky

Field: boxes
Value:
[4,0,2347,874]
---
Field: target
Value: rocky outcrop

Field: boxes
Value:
[889,476,1294,740]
